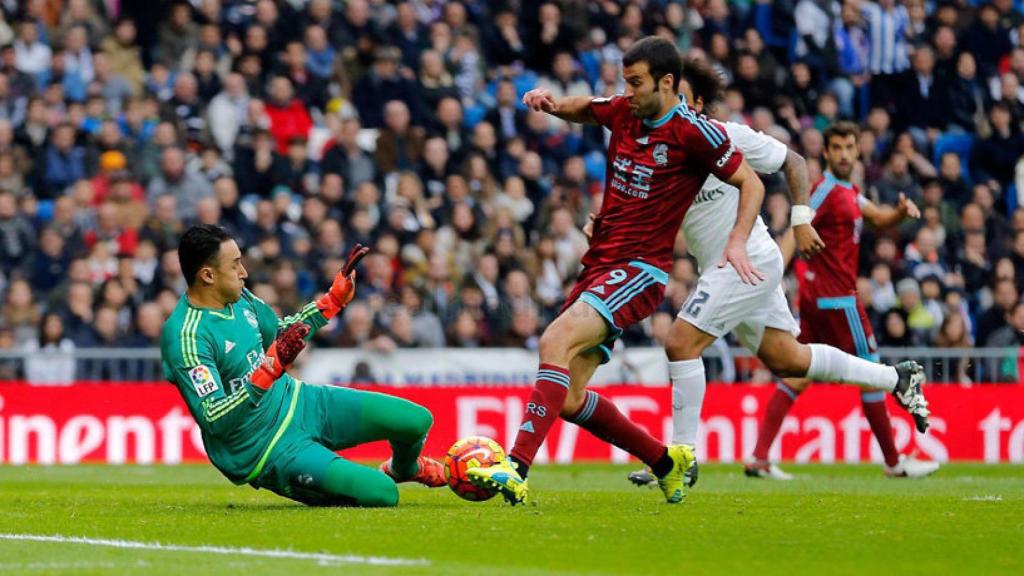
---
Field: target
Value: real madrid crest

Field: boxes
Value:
[244,309,258,328]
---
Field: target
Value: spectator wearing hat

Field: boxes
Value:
[92,150,142,204]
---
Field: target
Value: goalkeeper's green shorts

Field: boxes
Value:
[250,383,433,507]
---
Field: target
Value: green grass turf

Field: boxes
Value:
[0,463,1021,575]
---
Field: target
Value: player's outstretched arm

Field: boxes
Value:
[861,192,921,229]
[781,149,826,257]
[255,245,369,346]
[720,160,767,284]
[522,88,599,124]
[315,244,369,320]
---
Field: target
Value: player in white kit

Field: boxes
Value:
[626,59,929,487]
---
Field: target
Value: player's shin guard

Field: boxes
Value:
[806,344,897,391]
[861,391,900,467]
[751,383,799,461]
[565,389,667,470]
[668,359,705,447]
[509,364,571,476]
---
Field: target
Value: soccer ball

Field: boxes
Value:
[443,436,506,501]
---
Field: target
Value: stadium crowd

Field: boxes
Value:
[0,0,1023,384]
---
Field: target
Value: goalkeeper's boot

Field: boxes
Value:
[657,445,695,504]
[892,361,930,433]
[744,459,794,480]
[884,454,939,478]
[379,456,447,488]
[466,459,528,506]
[629,456,698,488]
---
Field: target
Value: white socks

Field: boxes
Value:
[668,359,706,447]
[806,344,897,392]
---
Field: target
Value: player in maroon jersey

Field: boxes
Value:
[746,121,937,479]
[467,37,769,505]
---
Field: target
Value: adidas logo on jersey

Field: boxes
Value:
[519,421,536,433]
[225,341,236,354]
[636,136,649,145]
[591,285,606,295]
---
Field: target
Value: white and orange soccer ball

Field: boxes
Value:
[442,436,506,501]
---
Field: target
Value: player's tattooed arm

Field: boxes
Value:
[782,148,811,207]
[522,88,598,124]
[861,193,921,229]
[782,148,825,257]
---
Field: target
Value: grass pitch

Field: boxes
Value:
[0,463,1020,575]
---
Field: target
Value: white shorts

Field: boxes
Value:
[677,247,800,354]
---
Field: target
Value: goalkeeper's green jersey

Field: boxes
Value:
[160,288,327,484]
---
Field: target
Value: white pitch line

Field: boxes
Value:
[0,533,429,567]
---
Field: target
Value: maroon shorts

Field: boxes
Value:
[561,260,668,363]
[798,295,879,362]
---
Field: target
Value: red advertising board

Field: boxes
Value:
[1,383,1022,464]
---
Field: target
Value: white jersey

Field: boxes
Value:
[682,121,788,271]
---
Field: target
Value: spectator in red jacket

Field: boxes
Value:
[264,75,312,154]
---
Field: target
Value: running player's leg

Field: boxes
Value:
[311,384,437,483]
[562,348,673,472]
[756,298,929,430]
[667,249,784,455]
[559,261,690,502]
[507,299,608,477]
[757,323,896,388]
[746,299,841,476]
[270,443,399,507]
[561,350,603,416]
[747,376,807,477]
[508,261,673,479]
[664,318,717,449]
[468,300,607,504]
[847,308,902,469]
[478,262,688,503]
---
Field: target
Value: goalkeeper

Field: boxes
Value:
[160,224,444,507]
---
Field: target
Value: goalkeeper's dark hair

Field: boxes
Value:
[823,121,861,147]
[622,36,683,91]
[179,224,233,286]
[682,56,724,109]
